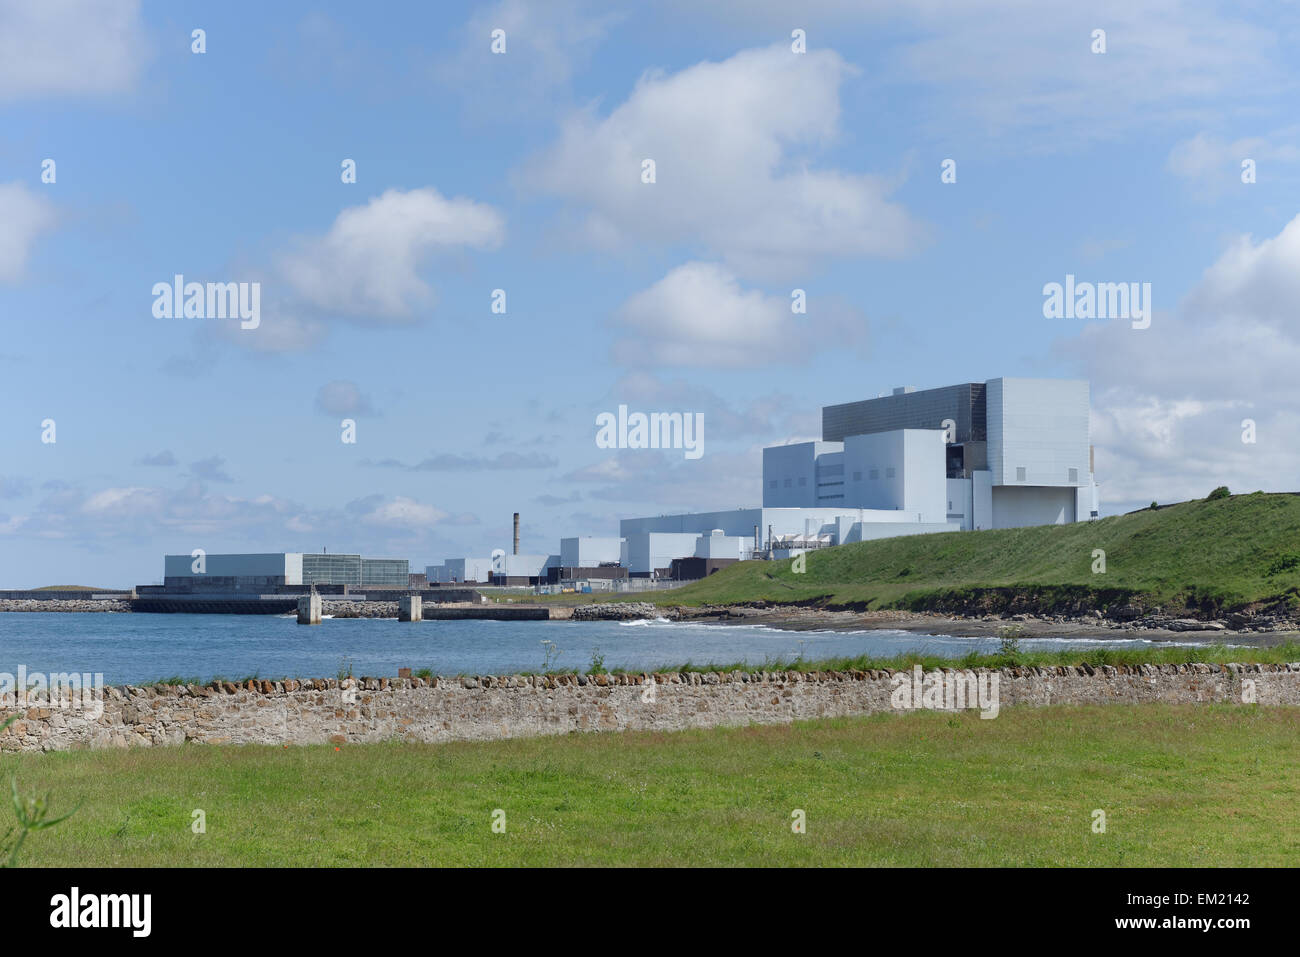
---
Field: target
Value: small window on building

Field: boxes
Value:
[1016,467,1026,482]
[886,467,896,479]
[1069,468,1079,483]
[769,479,777,489]
[784,478,792,488]
[869,469,879,480]
[798,477,807,486]
[852,471,862,481]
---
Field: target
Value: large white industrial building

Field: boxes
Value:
[429,377,1099,582]
[766,378,1097,529]
[616,376,1099,576]
[427,553,560,585]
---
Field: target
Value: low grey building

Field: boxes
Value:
[162,552,409,590]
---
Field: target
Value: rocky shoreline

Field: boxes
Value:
[570,602,663,621]
[562,601,1299,646]
[647,603,1300,647]
[322,600,399,618]
[0,598,132,613]
[4,596,1298,647]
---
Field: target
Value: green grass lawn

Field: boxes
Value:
[658,641,1300,675]
[5,703,1296,867]
[665,492,1300,615]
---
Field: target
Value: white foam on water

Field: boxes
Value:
[606,618,1247,649]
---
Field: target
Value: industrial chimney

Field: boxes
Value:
[513,512,520,555]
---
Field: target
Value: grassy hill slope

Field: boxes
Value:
[665,492,1300,616]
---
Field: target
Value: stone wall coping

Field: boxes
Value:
[3,660,1294,704]
[5,659,1299,754]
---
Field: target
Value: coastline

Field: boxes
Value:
[0,598,132,613]
[4,597,1296,648]
[570,602,1298,648]
[662,605,1296,648]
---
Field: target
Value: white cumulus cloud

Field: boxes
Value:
[0,0,149,101]
[0,182,56,283]
[361,496,448,528]
[1065,212,1300,510]
[612,261,868,367]
[521,45,924,277]
[1166,130,1300,197]
[315,380,376,417]
[279,187,505,320]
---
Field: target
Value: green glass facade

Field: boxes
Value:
[301,554,409,587]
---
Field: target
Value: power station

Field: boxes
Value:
[426,376,1100,583]
[144,377,1099,589]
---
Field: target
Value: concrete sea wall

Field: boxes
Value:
[2,662,1297,752]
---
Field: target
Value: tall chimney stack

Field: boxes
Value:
[513,512,520,555]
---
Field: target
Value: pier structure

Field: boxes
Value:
[297,591,322,625]
[398,595,422,622]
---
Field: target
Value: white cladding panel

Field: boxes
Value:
[621,506,944,550]
[946,477,974,530]
[498,554,550,578]
[991,486,1078,528]
[763,441,842,507]
[1076,482,1100,520]
[622,509,767,538]
[445,558,493,583]
[841,429,947,521]
[851,522,960,541]
[943,473,994,531]
[621,504,915,540]
[973,469,994,530]
[900,429,947,522]
[843,431,906,510]
[164,553,295,579]
[986,378,1090,488]
[694,533,747,559]
[623,532,701,574]
[560,536,623,567]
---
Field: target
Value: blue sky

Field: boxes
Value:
[2,0,1299,587]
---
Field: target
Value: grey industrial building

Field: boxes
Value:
[161,552,410,590]
[822,382,989,478]
[302,553,409,587]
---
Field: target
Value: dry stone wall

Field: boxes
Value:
[2,662,1297,752]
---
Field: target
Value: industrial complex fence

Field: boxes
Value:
[482,579,693,597]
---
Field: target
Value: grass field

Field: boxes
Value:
[4,703,1296,867]
[665,492,1300,614]
[654,640,1300,676]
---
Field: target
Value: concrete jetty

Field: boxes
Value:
[398,595,422,622]
[297,593,322,625]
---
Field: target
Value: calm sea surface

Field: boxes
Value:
[0,612,1224,685]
